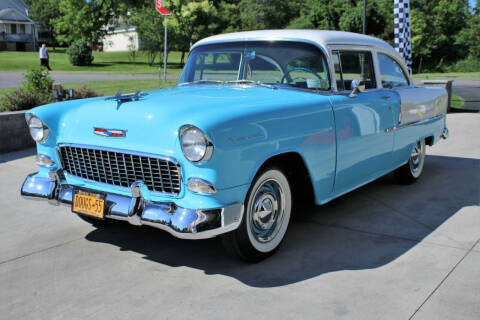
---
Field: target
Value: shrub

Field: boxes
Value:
[23,67,54,102]
[71,85,102,99]
[446,56,480,73]
[67,39,94,66]
[0,89,43,112]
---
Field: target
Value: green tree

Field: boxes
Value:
[410,0,470,70]
[53,0,122,45]
[26,0,61,46]
[456,4,480,59]
[165,0,220,65]
[221,0,302,31]
[287,0,392,43]
[130,6,165,66]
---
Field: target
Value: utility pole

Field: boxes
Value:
[363,0,367,34]
[164,16,168,83]
[155,0,171,85]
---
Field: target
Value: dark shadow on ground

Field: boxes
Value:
[85,155,479,287]
[0,148,35,163]
[449,108,479,113]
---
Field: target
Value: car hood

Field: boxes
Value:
[31,85,331,155]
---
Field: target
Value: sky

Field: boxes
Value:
[469,0,477,8]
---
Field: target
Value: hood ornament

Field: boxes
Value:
[106,90,149,109]
[94,128,127,137]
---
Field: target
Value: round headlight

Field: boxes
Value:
[28,115,49,143]
[180,125,213,162]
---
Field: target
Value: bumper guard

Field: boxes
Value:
[21,172,243,240]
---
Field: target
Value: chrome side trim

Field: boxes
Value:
[384,113,445,133]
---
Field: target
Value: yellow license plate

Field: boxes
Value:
[72,190,105,219]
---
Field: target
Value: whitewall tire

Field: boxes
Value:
[222,167,292,262]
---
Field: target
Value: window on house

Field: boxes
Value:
[10,24,17,34]
[19,24,25,34]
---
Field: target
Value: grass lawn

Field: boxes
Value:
[0,49,185,76]
[0,79,177,101]
[63,79,177,96]
[413,72,480,80]
[451,94,465,109]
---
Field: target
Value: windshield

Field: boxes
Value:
[178,41,331,91]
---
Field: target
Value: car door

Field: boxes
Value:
[331,50,396,192]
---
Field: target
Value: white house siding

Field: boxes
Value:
[103,31,139,52]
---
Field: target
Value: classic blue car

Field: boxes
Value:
[21,30,449,261]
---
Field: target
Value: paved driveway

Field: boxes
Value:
[0,113,479,319]
[451,80,480,111]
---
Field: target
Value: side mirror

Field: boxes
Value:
[349,79,366,97]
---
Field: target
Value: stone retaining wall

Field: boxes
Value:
[0,111,35,154]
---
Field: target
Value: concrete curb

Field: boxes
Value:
[0,111,35,154]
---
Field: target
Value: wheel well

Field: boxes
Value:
[425,136,434,146]
[257,152,315,207]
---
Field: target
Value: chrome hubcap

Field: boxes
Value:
[250,180,285,243]
[409,141,424,176]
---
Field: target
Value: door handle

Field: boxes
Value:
[381,95,391,100]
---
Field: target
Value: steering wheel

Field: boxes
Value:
[281,67,323,84]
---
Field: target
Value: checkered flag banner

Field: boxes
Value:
[394,0,412,69]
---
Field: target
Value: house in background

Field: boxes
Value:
[0,0,37,51]
[102,25,141,52]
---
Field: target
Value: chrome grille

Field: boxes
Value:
[59,145,181,195]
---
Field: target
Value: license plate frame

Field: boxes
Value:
[72,188,106,220]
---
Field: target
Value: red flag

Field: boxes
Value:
[156,0,171,15]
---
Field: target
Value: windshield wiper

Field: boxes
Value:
[178,79,224,86]
[225,80,277,89]
[178,79,277,89]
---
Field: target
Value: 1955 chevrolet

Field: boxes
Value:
[21,30,449,261]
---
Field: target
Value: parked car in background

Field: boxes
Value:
[21,30,449,261]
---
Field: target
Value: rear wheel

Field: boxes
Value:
[394,139,426,184]
[221,167,292,262]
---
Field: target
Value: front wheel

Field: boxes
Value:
[394,139,426,184]
[221,167,292,262]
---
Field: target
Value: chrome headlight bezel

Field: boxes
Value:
[179,125,213,163]
[27,114,49,143]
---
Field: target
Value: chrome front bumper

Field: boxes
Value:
[21,173,243,239]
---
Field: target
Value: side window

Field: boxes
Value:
[332,51,344,91]
[335,51,376,91]
[378,53,409,88]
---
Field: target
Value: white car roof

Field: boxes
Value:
[193,29,395,53]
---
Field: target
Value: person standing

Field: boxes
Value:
[39,44,51,71]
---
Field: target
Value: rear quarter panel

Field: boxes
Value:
[392,86,448,166]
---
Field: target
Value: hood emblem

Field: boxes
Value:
[94,128,127,137]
